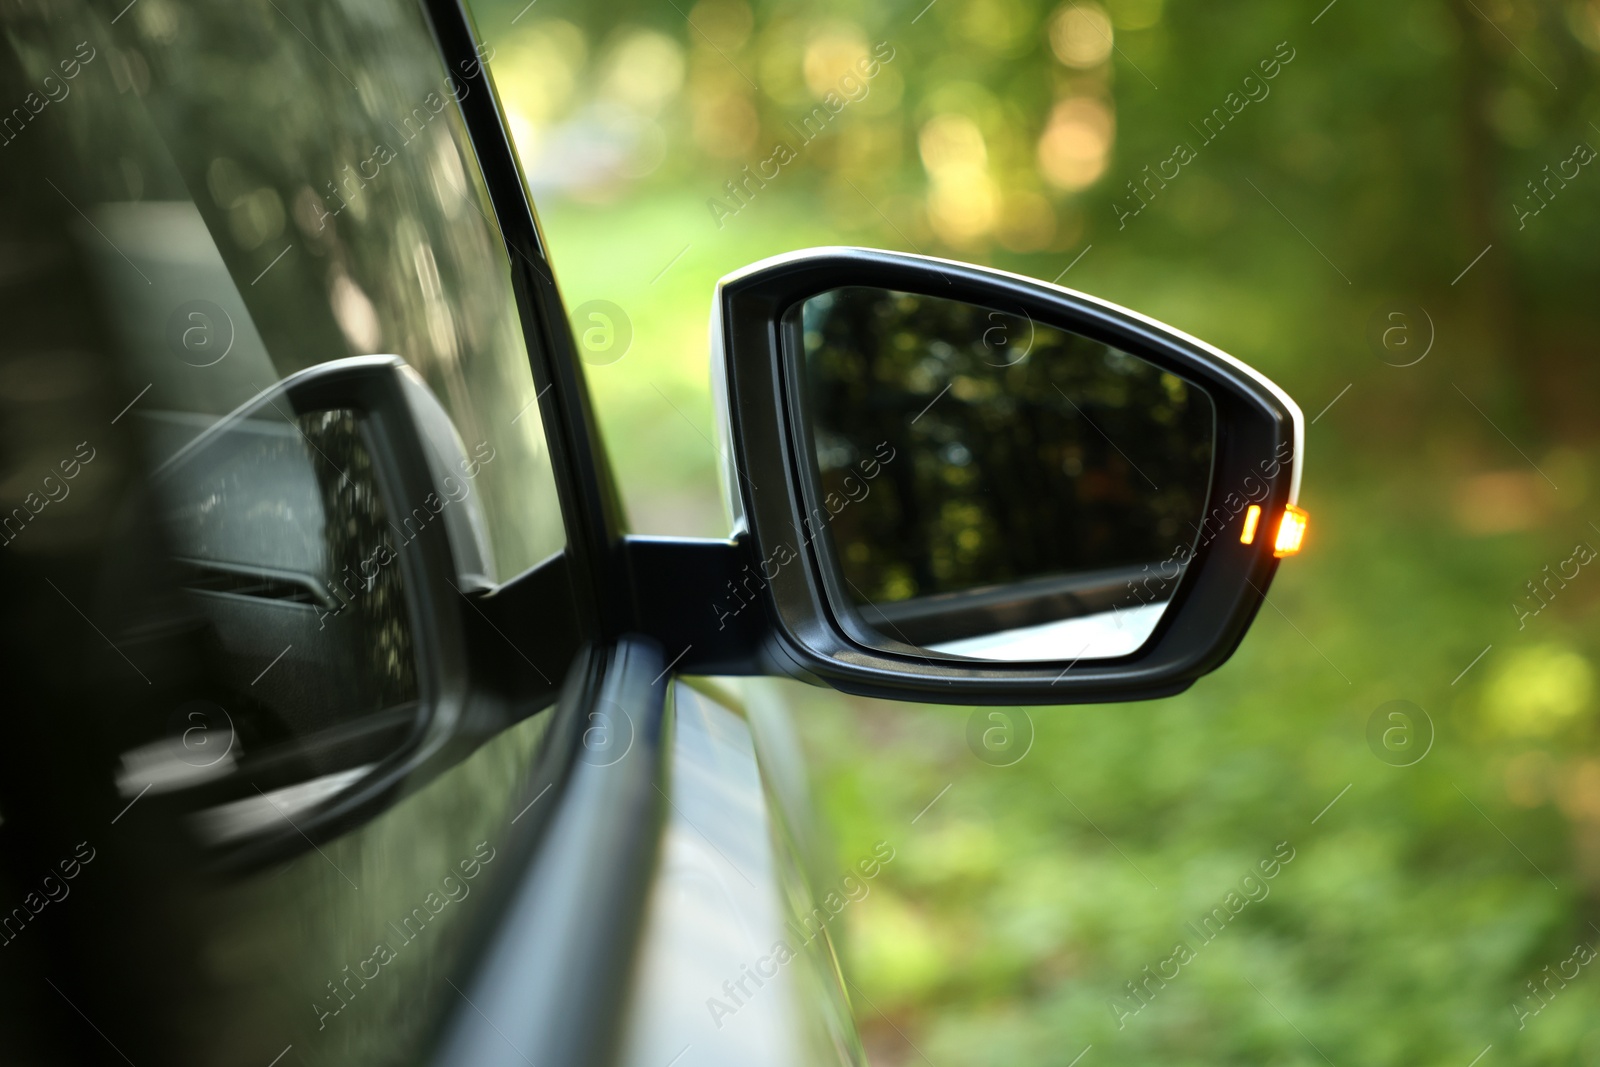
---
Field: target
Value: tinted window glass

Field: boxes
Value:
[34,0,563,581]
[4,0,570,832]
[0,2,570,1063]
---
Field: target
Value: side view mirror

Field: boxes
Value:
[712,248,1306,704]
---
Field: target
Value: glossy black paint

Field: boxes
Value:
[714,248,1302,704]
[431,637,670,1067]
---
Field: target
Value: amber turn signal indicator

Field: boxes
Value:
[1272,504,1309,558]
[1239,505,1262,545]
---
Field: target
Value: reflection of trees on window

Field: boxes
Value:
[29,0,563,579]
[803,288,1214,604]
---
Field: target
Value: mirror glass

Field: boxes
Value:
[799,287,1215,662]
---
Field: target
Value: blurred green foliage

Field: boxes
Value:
[472,0,1600,1061]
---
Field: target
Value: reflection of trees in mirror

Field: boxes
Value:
[801,287,1214,607]
[300,410,416,713]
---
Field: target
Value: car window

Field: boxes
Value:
[2,0,570,820]
[29,0,564,582]
[0,2,573,1063]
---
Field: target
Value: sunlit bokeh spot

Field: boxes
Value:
[1049,2,1114,68]
[206,156,246,208]
[920,114,998,246]
[494,20,587,125]
[227,187,285,251]
[1484,644,1595,739]
[803,24,869,98]
[413,240,459,365]
[131,0,179,42]
[1036,96,1114,191]
[927,174,999,247]
[851,887,945,998]
[505,110,541,169]
[329,272,381,353]
[1568,0,1600,51]
[429,134,469,219]
[920,113,988,174]
[207,157,287,249]
[598,30,686,116]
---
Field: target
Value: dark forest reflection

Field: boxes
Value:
[800,287,1214,660]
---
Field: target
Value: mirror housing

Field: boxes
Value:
[712,247,1304,704]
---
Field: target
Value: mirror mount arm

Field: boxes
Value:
[621,535,768,677]
[471,551,585,712]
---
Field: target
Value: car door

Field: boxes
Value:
[0,0,647,1063]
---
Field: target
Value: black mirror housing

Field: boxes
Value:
[712,247,1305,705]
